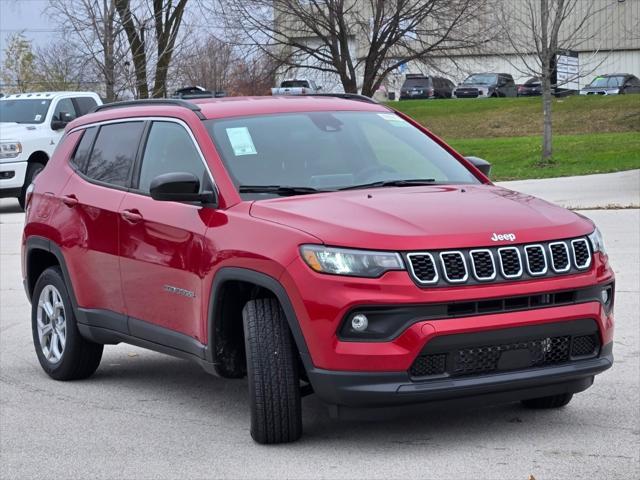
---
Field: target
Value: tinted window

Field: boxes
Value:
[463,74,497,85]
[85,122,144,187]
[52,98,77,122]
[402,77,431,88]
[206,111,478,197]
[281,80,309,88]
[70,126,97,171]
[74,97,98,116]
[138,121,206,193]
[0,99,51,124]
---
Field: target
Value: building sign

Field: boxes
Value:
[555,50,579,91]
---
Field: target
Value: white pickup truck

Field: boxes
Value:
[271,79,322,96]
[0,91,102,208]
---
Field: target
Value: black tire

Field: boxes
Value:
[31,266,103,380]
[18,162,45,209]
[243,298,302,444]
[521,392,573,409]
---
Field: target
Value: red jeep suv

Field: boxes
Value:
[22,95,614,444]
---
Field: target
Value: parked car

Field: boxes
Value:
[271,79,322,96]
[0,91,102,208]
[400,74,455,99]
[172,86,226,99]
[580,74,640,95]
[517,77,542,96]
[23,95,614,444]
[453,73,517,98]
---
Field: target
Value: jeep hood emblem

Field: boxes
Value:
[491,232,516,242]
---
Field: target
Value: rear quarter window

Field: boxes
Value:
[84,122,144,187]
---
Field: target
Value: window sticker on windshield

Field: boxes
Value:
[377,113,409,127]
[34,114,42,121]
[226,127,257,156]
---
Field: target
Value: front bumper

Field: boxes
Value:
[0,160,28,192]
[307,343,612,408]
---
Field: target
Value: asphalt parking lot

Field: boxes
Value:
[1,181,639,479]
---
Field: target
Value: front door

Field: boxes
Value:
[118,120,214,343]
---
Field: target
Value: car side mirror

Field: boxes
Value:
[51,119,68,130]
[465,156,492,178]
[150,172,217,205]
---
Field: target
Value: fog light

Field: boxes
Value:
[601,287,611,305]
[351,314,368,332]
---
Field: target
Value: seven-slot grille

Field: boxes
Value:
[406,237,591,286]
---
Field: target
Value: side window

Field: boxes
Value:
[85,122,144,187]
[52,98,77,123]
[137,121,207,194]
[74,97,98,117]
[70,126,97,172]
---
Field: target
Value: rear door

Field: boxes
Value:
[59,121,145,316]
[118,119,213,342]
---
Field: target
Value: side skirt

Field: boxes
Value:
[75,308,218,376]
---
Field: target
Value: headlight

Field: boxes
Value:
[0,141,22,159]
[300,245,404,278]
[588,227,606,255]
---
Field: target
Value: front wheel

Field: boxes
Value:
[243,298,302,444]
[521,392,573,409]
[32,266,103,380]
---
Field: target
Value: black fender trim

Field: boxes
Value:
[24,236,78,308]
[208,267,313,370]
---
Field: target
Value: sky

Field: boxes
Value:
[0,0,52,63]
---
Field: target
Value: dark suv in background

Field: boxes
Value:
[454,73,517,98]
[400,74,455,99]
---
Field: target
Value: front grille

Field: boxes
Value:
[572,334,598,356]
[410,353,447,377]
[406,236,592,286]
[406,253,438,284]
[440,252,468,282]
[571,239,591,269]
[470,250,495,280]
[498,247,522,278]
[409,322,600,379]
[550,242,570,272]
[525,245,547,275]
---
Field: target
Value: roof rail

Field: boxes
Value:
[306,93,379,104]
[92,99,206,120]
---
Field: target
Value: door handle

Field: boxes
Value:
[121,209,143,223]
[61,194,78,207]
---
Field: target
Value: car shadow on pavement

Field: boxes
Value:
[89,351,560,447]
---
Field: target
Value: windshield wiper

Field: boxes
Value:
[239,185,326,196]
[339,178,437,191]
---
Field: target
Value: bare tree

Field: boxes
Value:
[173,35,236,92]
[34,42,91,91]
[1,33,38,93]
[499,0,608,165]
[48,0,129,101]
[115,0,189,98]
[209,0,497,97]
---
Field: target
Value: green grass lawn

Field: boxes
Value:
[449,132,640,181]
[389,95,640,180]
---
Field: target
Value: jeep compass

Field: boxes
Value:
[22,95,614,444]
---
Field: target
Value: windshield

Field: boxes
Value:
[463,74,497,85]
[402,78,430,89]
[588,76,624,88]
[206,111,479,198]
[281,80,309,88]
[0,99,51,124]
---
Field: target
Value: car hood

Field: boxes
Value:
[0,122,43,140]
[249,185,593,250]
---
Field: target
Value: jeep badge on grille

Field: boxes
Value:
[491,233,516,242]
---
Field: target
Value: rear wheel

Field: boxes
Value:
[18,162,45,209]
[243,298,302,444]
[521,392,573,409]
[31,266,103,380]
